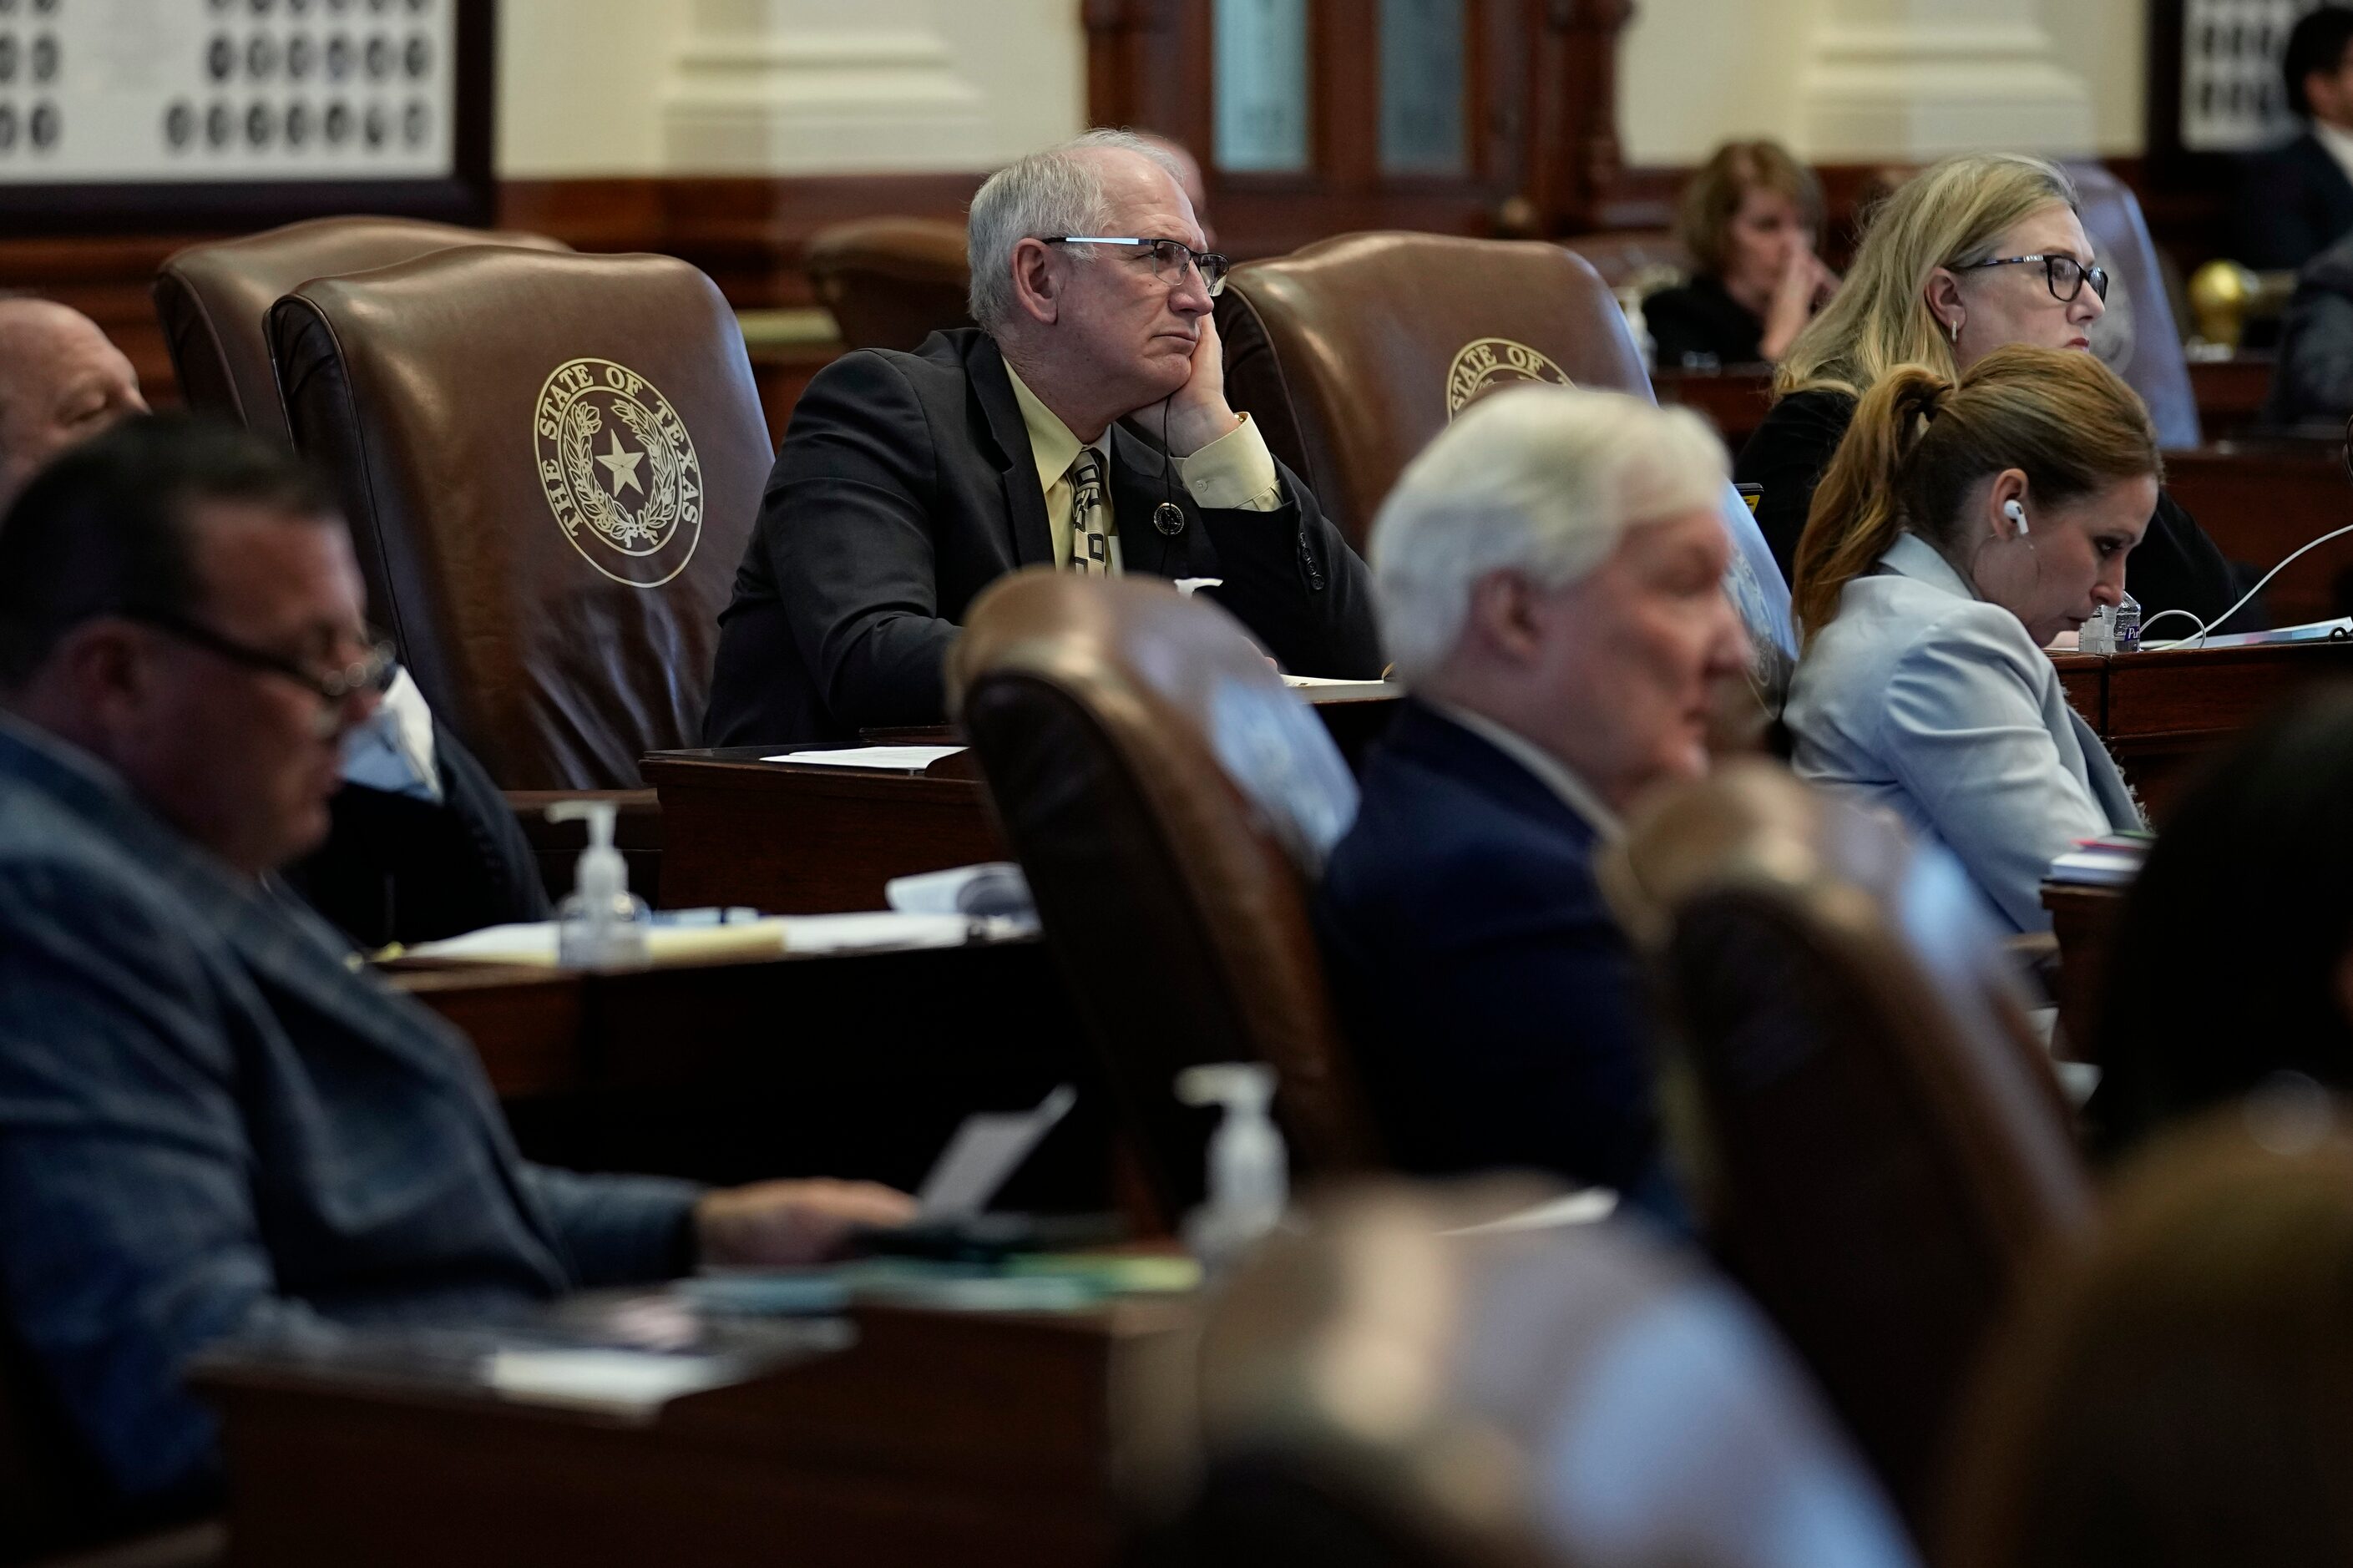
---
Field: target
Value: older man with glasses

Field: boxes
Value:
[701,129,1383,746]
[0,416,913,1524]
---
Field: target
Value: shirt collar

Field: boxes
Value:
[1004,361,1111,498]
[2316,119,2353,186]
[1424,697,1626,841]
[1878,531,1978,600]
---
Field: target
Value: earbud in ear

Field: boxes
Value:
[2003,498,2030,535]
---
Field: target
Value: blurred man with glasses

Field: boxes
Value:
[0,417,912,1526]
[0,294,544,947]
[703,129,1382,745]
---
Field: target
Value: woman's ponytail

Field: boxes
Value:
[1793,364,1951,645]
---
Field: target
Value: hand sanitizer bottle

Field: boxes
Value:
[1175,1063,1287,1272]
[545,800,650,969]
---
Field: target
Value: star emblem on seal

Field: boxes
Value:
[533,357,703,588]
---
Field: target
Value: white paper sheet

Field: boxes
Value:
[482,1348,737,1414]
[404,911,978,966]
[760,745,966,771]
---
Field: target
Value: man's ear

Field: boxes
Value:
[1463,570,1541,665]
[48,620,151,735]
[1008,238,1062,327]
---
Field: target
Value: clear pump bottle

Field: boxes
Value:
[544,800,650,969]
[1174,1062,1288,1272]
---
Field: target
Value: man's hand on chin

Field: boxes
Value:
[1161,310,1246,458]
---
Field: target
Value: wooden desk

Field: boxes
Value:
[2159,440,2349,629]
[2053,636,2353,812]
[1653,367,1773,445]
[197,1296,1192,1568]
[387,941,1106,1202]
[645,685,1404,914]
[2041,881,2123,1060]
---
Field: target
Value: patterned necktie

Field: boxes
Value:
[1067,446,1111,575]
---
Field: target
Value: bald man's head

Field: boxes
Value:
[0,299,149,513]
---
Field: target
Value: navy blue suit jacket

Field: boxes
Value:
[2237,132,2353,271]
[0,719,700,1506]
[1313,701,1664,1199]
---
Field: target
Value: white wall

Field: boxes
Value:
[1617,0,2148,165]
[495,0,1083,178]
[498,0,687,176]
[498,0,2148,179]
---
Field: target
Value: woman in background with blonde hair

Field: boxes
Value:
[1734,154,2238,630]
[1784,346,2155,932]
[1642,139,1837,367]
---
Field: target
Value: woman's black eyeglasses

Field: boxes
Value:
[1044,235,1229,297]
[1956,253,2110,304]
[122,609,397,705]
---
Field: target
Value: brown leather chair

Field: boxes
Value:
[803,216,973,352]
[153,216,572,448]
[949,569,1379,1219]
[1940,1104,2353,1568]
[2067,164,2199,450]
[1217,231,1649,552]
[1145,1180,1917,1568]
[1596,759,2092,1529]
[268,248,768,792]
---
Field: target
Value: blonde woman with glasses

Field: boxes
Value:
[1733,154,2239,633]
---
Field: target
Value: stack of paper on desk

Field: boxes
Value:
[403,910,979,967]
[2046,833,2150,888]
[759,745,965,771]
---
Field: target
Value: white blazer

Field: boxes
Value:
[1785,532,2141,933]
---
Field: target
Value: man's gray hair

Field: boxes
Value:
[1371,386,1730,685]
[967,129,1186,335]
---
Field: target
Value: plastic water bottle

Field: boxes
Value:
[2113,591,2142,653]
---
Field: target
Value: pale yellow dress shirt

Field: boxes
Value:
[1004,363,1287,570]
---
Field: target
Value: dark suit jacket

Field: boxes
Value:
[702,327,1384,746]
[1735,387,2251,631]
[286,715,550,950]
[1313,701,1668,1204]
[1643,275,1766,367]
[2236,132,2353,272]
[0,718,700,1507]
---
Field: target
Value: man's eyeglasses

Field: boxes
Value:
[1044,236,1229,297]
[1956,253,2110,304]
[122,609,397,706]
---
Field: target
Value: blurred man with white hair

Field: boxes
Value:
[1315,386,1751,1207]
[703,129,1380,745]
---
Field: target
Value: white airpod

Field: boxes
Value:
[2002,498,2030,535]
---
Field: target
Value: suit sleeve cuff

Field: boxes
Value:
[520,1165,707,1287]
[1174,413,1283,512]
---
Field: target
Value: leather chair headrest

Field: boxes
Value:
[1218,231,1647,549]
[270,246,766,789]
[804,216,974,352]
[950,570,1379,1214]
[154,215,571,447]
[1598,758,2090,1522]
